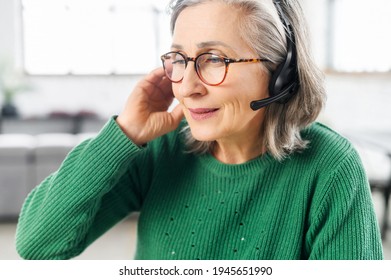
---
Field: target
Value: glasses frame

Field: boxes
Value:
[161,51,270,86]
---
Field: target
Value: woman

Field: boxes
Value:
[16,0,383,260]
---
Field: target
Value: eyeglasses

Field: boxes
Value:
[160,51,269,86]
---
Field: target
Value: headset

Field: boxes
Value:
[250,0,300,111]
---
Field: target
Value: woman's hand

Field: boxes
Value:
[116,68,184,146]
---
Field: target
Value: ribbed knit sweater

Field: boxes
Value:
[16,117,383,260]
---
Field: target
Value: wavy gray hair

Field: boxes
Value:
[168,0,326,161]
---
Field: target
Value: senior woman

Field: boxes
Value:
[16,0,383,260]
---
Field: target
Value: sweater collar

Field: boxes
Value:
[197,151,276,178]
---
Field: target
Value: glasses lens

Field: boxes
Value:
[162,52,186,82]
[197,54,226,85]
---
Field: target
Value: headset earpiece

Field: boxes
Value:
[250,0,300,111]
[268,31,299,103]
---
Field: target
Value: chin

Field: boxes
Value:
[188,124,218,142]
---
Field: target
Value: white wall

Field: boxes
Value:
[324,73,391,133]
[300,0,391,133]
[1,0,391,133]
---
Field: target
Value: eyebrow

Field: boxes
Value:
[171,41,231,50]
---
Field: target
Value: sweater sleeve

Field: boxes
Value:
[16,117,146,260]
[305,148,384,260]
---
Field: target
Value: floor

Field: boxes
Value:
[1,193,390,260]
[0,214,138,260]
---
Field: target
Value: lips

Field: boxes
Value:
[188,108,219,121]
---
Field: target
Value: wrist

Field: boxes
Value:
[115,115,146,146]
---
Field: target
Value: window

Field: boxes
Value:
[329,0,391,72]
[22,0,171,75]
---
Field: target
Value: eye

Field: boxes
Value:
[204,55,225,64]
[172,53,186,65]
[172,59,185,65]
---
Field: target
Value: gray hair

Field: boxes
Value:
[168,0,326,161]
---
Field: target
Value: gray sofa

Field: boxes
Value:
[0,132,96,220]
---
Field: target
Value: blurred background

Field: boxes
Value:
[1,0,390,259]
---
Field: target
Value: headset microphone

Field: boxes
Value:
[250,82,297,110]
[250,0,300,111]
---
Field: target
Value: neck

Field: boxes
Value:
[212,134,266,164]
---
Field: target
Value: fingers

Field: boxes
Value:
[171,103,184,122]
[155,68,174,99]
[158,76,174,100]
[169,103,184,129]
[156,103,184,139]
[117,68,181,145]
[138,68,173,100]
[145,68,169,90]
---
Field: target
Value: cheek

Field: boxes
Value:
[222,80,268,122]
[229,68,269,100]
[229,83,268,110]
[247,75,269,99]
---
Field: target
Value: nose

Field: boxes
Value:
[176,61,206,98]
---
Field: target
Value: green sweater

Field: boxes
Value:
[16,118,383,260]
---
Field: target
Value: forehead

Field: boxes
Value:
[172,2,249,52]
